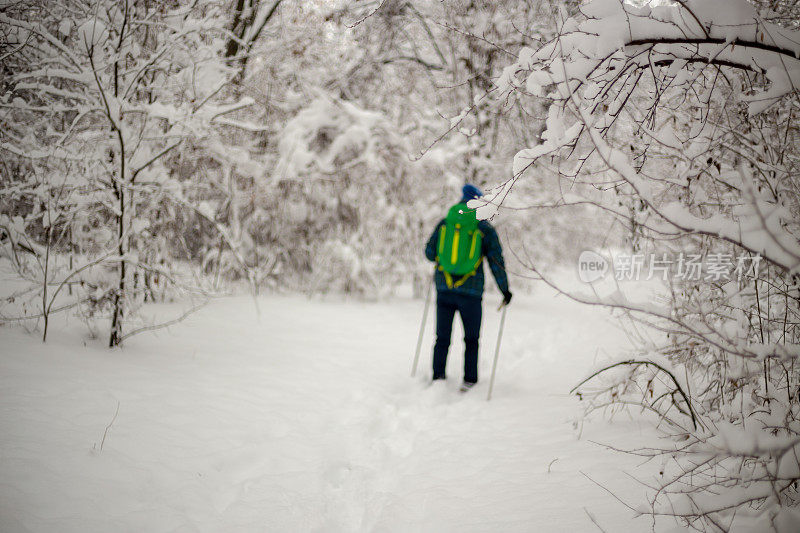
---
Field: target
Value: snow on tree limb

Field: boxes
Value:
[499,0,800,115]
[493,2,800,529]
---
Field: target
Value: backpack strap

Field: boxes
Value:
[450,224,460,265]
[468,229,482,261]
[440,267,453,289]
[439,257,483,289]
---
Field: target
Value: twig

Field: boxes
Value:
[99,400,120,453]
[571,359,699,430]
[583,507,611,533]
[118,299,208,343]
[580,470,641,515]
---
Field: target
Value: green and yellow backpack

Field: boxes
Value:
[436,203,483,288]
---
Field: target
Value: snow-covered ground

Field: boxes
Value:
[1,287,667,532]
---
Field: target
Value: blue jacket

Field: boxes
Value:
[425,218,509,299]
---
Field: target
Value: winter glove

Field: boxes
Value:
[501,290,513,306]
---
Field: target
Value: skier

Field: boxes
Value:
[424,184,512,391]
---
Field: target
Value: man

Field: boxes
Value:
[424,184,512,391]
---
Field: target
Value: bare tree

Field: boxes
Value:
[224,0,283,82]
[1,0,252,345]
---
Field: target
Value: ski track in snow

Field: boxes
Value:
[0,288,665,532]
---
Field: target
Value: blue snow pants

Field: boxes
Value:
[432,291,482,383]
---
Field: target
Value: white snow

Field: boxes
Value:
[0,288,665,532]
[77,18,108,54]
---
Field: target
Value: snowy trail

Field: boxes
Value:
[1,289,660,532]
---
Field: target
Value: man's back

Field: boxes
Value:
[425,217,509,299]
[424,184,512,385]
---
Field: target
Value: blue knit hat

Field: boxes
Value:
[460,184,483,203]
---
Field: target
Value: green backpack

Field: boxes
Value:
[436,203,483,288]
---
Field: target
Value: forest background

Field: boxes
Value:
[3,1,800,530]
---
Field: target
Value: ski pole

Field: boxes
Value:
[486,303,508,401]
[411,274,434,377]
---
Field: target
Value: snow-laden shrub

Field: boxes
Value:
[491,0,800,530]
[268,95,439,296]
[0,0,236,345]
